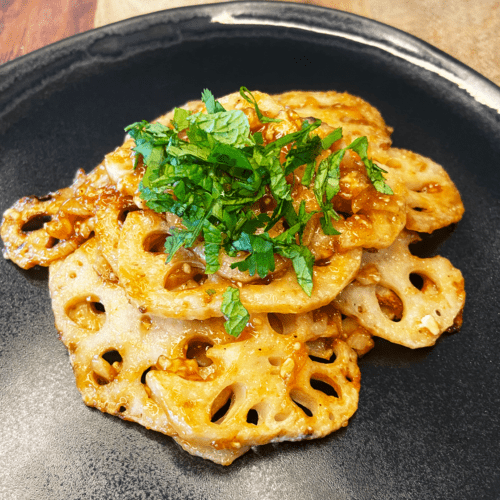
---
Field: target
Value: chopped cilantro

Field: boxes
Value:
[221,287,250,337]
[186,109,253,148]
[125,86,393,337]
[276,244,315,296]
[230,232,275,278]
[321,127,343,150]
[201,88,226,114]
[314,149,344,235]
[172,108,191,131]
[239,87,281,123]
[347,136,393,195]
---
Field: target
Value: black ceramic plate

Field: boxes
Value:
[1,2,499,499]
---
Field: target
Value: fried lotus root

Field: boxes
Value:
[330,169,407,251]
[147,311,360,465]
[373,148,464,232]
[1,165,109,269]
[341,315,375,357]
[334,230,465,348]
[299,162,407,254]
[49,237,173,433]
[49,238,228,434]
[116,209,362,319]
[103,137,143,197]
[94,187,139,275]
[50,236,252,464]
[273,90,393,151]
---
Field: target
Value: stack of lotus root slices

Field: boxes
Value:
[0,90,465,465]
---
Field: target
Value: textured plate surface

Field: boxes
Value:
[1,2,499,499]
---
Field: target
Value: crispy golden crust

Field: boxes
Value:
[49,238,174,434]
[1,165,109,269]
[273,90,393,151]
[148,316,360,459]
[50,237,360,465]
[334,230,465,348]
[373,148,464,233]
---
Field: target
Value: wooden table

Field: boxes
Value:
[1,0,500,87]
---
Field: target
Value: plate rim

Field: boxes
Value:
[0,3,499,499]
[1,0,500,126]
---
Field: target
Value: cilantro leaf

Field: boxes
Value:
[138,146,164,188]
[239,87,281,123]
[320,206,342,236]
[273,201,316,246]
[230,232,275,278]
[201,88,226,113]
[313,149,343,234]
[284,133,322,176]
[187,110,253,148]
[221,287,250,337]
[259,153,291,201]
[364,159,394,194]
[172,108,191,131]
[276,244,315,296]
[164,227,191,262]
[208,143,255,178]
[260,199,294,237]
[321,127,343,150]
[264,119,321,154]
[347,136,393,195]
[203,223,223,274]
[301,161,315,187]
[125,120,173,170]
[314,150,343,202]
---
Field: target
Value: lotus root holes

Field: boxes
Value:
[268,313,285,335]
[289,389,314,417]
[22,214,52,232]
[310,377,339,398]
[274,412,289,422]
[141,366,153,384]
[268,356,282,367]
[143,231,169,253]
[92,349,122,385]
[409,272,438,294]
[65,295,106,331]
[409,273,424,290]
[246,408,259,425]
[117,206,139,226]
[306,337,335,361]
[186,338,213,367]
[375,287,403,322]
[164,263,206,291]
[211,386,235,424]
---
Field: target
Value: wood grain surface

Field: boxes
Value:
[0,0,96,64]
[1,0,499,87]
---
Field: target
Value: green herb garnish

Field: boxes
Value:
[221,287,250,337]
[347,136,393,195]
[125,87,392,337]
[239,87,281,124]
